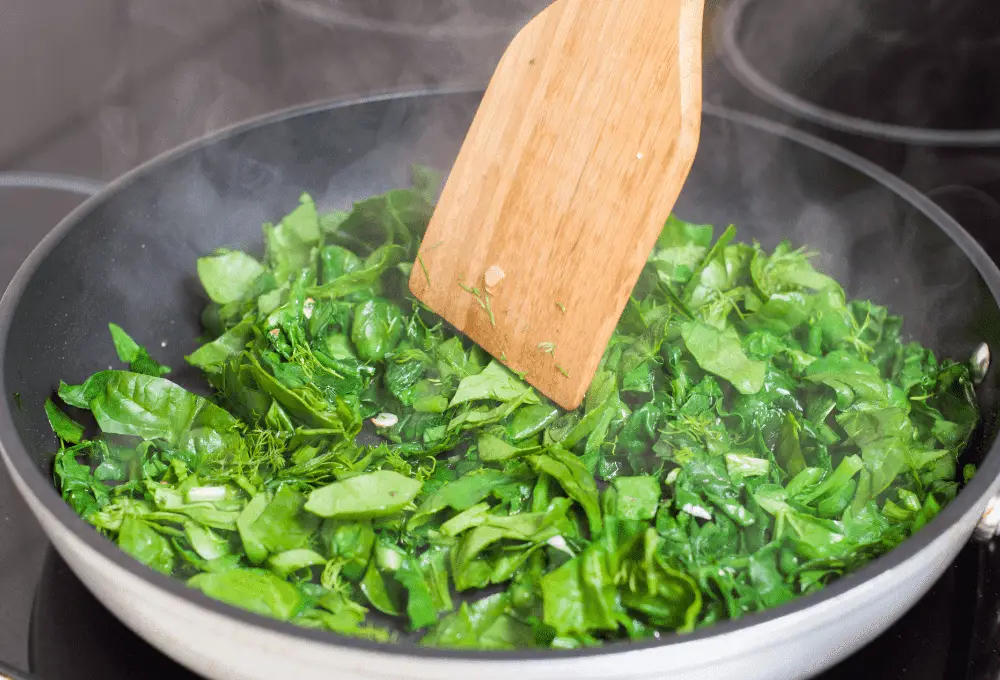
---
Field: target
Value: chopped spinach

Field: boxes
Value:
[47,167,980,648]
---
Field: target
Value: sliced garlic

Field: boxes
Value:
[371,413,399,428]
[186,486,228,503]
[546,535,574,556]
[681,503,712,521]
[484,265,505,288]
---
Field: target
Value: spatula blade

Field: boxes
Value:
[410,0,704,410]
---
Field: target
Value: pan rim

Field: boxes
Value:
[2,86,1000,662]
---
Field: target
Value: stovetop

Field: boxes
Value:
[3,1,1000,678]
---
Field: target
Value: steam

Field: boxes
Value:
[57,0,993,367]
[84,1,548,368]
[144,60,259,158]
[91,0,548,196]
[97,106,140,178]
[718,0,1000,139]
[713,0,999,356]
[676,104,983,355]
[272,0,545,39]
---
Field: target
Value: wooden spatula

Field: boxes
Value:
[409,0,705,410]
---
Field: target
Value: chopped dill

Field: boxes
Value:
[417,253,431,286]
[458,277,495,327]
[458,282,487,310]
[483,293,496,327]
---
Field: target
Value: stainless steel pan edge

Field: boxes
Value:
[2,88,1000,679]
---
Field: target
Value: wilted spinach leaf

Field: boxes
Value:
[46,169,979,650]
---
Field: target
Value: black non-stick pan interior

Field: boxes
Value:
[3,89,1000,648]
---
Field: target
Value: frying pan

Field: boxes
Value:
[0,661,31,680]
[2,88,1000,680]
